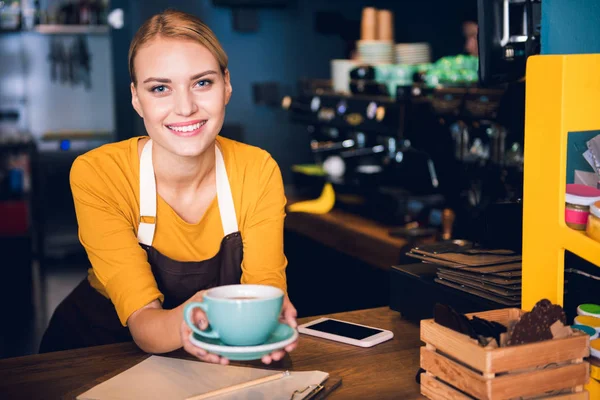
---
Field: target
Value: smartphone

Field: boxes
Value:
[297,317,394,347]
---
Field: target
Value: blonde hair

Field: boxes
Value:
[128,9,228,85]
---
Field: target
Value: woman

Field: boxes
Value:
[39,9,297,365]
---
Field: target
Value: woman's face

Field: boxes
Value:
[131,37,232,158]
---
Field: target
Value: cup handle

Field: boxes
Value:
[184,302,220,339]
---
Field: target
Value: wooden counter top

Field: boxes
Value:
[0,307,424,399]
[285,193,419,270]
[290,307,423,399]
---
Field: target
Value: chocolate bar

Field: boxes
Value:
[507,299,567,346]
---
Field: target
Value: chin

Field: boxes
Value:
[170,140,212,158]
[149,124,218,157]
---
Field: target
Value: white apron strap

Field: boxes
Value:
[215,144,239,235]
[137,139,157,246]
[137,140,238,246]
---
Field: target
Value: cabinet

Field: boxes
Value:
[522,54,600,308]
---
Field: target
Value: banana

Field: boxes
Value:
[287,182,335,214]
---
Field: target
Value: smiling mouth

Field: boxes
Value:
[165,120,208,137]
[166,120,207,133]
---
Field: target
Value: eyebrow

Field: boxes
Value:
[142,70,218,84]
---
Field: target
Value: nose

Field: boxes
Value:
[174,88,197,117]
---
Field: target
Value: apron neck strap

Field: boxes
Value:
[138,139,156,246]
[214,142,238,236]
[137,139,238,247]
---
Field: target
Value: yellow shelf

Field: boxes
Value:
[563,228,600,267]
[522,54,600,311]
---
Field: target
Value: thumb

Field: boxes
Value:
[192,308,208,330]
[285,307,298,329]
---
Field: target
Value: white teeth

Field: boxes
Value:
[168,121,205,132]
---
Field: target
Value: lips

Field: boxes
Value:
[166,120,207,137]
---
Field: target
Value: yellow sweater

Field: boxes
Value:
[70,136,288,326]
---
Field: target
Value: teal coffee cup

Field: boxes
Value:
[184,284,284,346]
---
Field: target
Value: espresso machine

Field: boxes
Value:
[283,60,524,245]
[282,77,445,230]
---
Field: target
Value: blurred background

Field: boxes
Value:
[1,0,599,360]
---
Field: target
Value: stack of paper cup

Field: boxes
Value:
[361,7,377,41]
[357,41,394,64]
[331,59,359,94]
[395,43,432,65]
[357,7,395,65]
[377,9,394,42]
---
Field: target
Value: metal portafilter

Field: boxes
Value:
[310,139,355,153]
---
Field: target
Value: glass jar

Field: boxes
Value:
[566,201,590,230]
[586,201,600,242]
[565,184,600,231]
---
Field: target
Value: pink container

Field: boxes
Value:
[565,184,600,230]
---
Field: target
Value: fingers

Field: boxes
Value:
[180,320,227,364]
[284,340,298,353]
[190,308,208,330]
[199,353,224,364]
[261,354,272,364]
[261,348,288,365]
[281,298,298,329]
[183,337,227,364]
[285,312,298,329]
[270,350,285,361]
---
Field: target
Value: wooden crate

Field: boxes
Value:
[420,308,590,400]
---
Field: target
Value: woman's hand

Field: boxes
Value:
[261,295,298,364]
[179,291,230,365]
[180,292,298,365]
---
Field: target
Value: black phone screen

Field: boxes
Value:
[306,319,383,340]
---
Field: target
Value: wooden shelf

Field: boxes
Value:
[33,25,109,35]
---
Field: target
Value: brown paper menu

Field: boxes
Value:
[435,279,521,306]
[77,356,335,400]
[410,248,521,267]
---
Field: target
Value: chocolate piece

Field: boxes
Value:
[434,304,473,338]
[434,303,507,345]
[434,304,476,339]
[507,299,567,346]
[471,315,507,344]
[470,316,493,337]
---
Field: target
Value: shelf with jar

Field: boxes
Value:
[522,53,600,311]
[523,54,600,400]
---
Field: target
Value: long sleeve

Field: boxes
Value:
[239,154,288,292]
[70,157,164,326]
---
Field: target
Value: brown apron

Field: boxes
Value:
[40,140,242,353]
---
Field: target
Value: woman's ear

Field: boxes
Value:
[131,83,144,118]
[223,69,232,105]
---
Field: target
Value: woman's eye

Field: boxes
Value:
[195,79,213,88]
[151,85,168,93]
